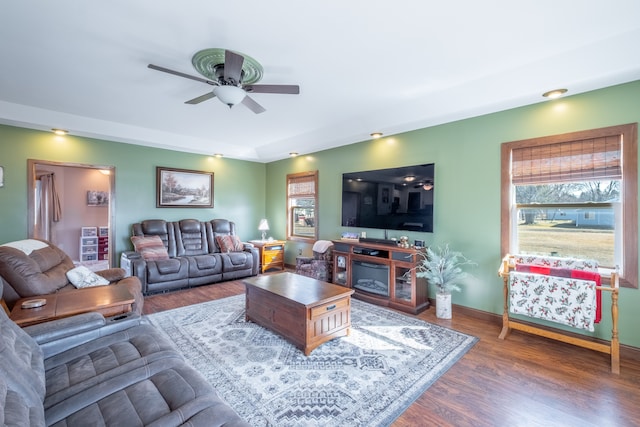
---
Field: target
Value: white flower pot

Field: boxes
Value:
[436,292,452,319]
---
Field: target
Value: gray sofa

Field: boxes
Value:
[122,219,259,295]
[0,285,250,426]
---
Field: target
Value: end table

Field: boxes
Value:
[249,240,286,273]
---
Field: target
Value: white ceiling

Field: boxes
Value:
[2,1,640,163]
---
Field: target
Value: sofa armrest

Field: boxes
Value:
[95,267,127,282]
[25,312,143,358]
[243,244,260,276]
[121,250,142,260]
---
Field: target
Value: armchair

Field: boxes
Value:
[0,239,143,314]
[295,240,334,282]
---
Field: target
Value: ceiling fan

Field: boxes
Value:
[148,48,299,114]
[414,179,434,190]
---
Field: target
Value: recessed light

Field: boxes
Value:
[542,89,568,99]
[51,128,68,135]
[214,153,223,158]
[289,152,298,157]
[370,132,383,139]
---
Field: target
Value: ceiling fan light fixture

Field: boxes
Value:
[213,85,246,107]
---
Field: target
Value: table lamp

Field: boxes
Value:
[258,219,269,241]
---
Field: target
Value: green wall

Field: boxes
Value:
[266,80,640,348]
[1,80,639,348]
[0,126,267,257]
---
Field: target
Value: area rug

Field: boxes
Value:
[146,295,477,426]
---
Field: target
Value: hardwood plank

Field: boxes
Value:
[142,276,640,426]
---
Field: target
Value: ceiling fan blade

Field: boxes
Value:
[224,50,244,85]
[185,92,216,105]
[244,84,300,94]
[148,64,215,85]
[241,95,266,114]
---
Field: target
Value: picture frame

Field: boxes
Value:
[87,190,109,206]
[156,167,214,208]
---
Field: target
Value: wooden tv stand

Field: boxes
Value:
[331,239,429,314]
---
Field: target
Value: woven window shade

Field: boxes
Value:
[512,135,622,185]
[288,175,315,197]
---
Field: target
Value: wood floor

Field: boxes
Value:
[143,277,640,427]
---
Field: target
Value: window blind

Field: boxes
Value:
[511,135,622,184]
[288,175,315,196]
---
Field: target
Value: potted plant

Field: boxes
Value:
[414,244,475,319]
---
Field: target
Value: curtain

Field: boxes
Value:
[34,171,62,241]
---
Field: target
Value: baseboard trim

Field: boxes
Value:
[437,299,640,363]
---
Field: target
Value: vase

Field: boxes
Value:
[435,291,452,319]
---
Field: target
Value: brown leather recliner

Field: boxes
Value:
[0,239,143,314]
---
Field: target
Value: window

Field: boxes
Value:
[501,123,637,288]
[287,171,318,241]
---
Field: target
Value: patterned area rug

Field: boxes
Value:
[147,294,477,426]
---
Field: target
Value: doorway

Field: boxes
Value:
[27,159,115,269]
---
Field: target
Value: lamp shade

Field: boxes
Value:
[213,85,246,107]
[258,218,270,241]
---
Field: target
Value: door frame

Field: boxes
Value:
[27,159,116,267]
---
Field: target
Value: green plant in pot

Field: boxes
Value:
[414,244,475,319]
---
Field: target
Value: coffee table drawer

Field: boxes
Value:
[310,297,350,319]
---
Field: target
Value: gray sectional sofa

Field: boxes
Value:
[122,218,259,295]
[0,285,250,426]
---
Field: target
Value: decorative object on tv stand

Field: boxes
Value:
[413,244,476,319]
[258,218,270,241]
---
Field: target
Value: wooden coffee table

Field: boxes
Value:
[10,285,135,327]
[243,272,354,355]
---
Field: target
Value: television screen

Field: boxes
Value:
[341,163,434,232]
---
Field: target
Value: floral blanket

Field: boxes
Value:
[509,271,597,332]
[512,254,598,272]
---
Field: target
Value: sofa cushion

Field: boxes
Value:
[221,252,253,272]
[0,376,46,427]
[66,266,109,288]
[43,325,183,409]
[131,235,170,261]
[0,296,47,405]
[215,235,244,253]
[0,245,73,297]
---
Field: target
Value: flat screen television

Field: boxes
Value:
[341,163,434,233]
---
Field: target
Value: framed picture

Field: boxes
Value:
[87,190,109,206]
[156,167,214,208]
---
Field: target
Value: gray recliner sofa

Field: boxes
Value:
[123,219,259,295]
[0,285,250,426]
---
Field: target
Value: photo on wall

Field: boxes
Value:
[87,190,109,206]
